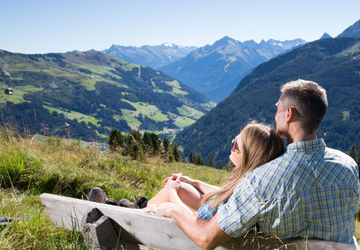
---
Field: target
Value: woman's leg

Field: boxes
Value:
[147,181,203,212]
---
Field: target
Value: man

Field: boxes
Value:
[146,79,360,249]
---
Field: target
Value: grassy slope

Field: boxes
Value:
[1,126,359,248]
[0,127,228,249]
[0,50,215,141]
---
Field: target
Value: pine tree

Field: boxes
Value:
[219,161,224,169]
[207,152,216,168]
[196,153,205,166]
[162,138,174,162]
[129,129,142,142]
[125,131,145,160]
[172,143,182,162]
[349,144,358,162]
[150,133,161,155]
[108,129,124,150]
[163,138,170,152]
[142,132,153,154]
[127,141,144,161]
[189,151,196,164]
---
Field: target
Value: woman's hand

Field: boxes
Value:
[163,173,194,186]
[164,173,182,193]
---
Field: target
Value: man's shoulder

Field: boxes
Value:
[324,146,359,176]
[326,146,350,156]
[325,146,358,165]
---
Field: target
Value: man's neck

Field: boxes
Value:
[287,125,317,144]
[285,121,317,144]
[288,133,317,144]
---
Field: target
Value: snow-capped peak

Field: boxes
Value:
[163,42,175,48]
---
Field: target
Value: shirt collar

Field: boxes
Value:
[286,138,326,153]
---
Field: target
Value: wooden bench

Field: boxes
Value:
[40,193,360,250]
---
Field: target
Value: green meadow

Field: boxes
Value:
[0,125,228,249]
[1,125,360,249]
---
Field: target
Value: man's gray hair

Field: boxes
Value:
[280,79,328,134]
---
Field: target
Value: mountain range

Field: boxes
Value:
[0,50,214,141]
[103,43,197,69]
[104,37,306,103]
[160,37,306,102]
[174,30,360,167]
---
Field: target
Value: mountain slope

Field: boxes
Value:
[0,50,214,141]
[102,43,197,69]
[337,19,360,38]
[160,36,306,102]
[174,36,360,167]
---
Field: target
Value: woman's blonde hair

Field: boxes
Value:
[202,122,284,207]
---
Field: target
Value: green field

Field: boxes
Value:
[44,105,101,127]
[0,127,228,249]
[174,117,196,128]
[122,99,169,122]
[0,84,43,104]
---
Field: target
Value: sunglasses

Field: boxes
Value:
[231,138,241,155]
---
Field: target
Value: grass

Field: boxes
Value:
[356,220,360,243]
[0,125,229,249]
[1,190,84,249]
[0,84,43,105]
[119,109,142,129]
[1,125,360,248]
[79,78,97,91]
[122,99,169,122]
[174,117,196,128]
[43,105,101,128]
[119,101,205,130]
[177,105,204,119]
[165,80,188,96]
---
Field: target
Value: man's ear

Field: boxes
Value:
[286,106,295,122]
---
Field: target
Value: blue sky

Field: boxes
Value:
[1,0,360,54]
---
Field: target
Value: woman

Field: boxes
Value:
[146,122,284,220]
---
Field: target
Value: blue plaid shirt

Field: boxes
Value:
[217,139,360,244]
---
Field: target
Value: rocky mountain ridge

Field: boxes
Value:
[159,36,306,102]
[103,43,197,69]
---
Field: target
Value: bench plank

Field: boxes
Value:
[40,193,360,250]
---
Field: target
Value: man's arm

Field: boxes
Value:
[146,202,232,250]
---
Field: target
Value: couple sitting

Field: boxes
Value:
[90,79,360,249]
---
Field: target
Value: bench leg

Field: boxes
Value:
[81,208,122,249]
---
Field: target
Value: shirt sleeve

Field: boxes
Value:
[217,177,261,237]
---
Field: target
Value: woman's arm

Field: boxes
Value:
[147,177,232,249]
[190,179,221,195]
[148,173,204,212]
[165,175,196,213]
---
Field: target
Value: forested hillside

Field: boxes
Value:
[174,36,360,167]
[0,50,214,141]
